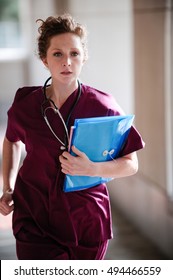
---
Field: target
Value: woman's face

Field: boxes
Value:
[42,32,85,85]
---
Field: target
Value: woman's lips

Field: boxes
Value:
[61,71,72,75]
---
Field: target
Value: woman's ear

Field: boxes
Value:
[42,58,48,68]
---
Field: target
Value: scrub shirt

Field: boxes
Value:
[5,84,144,259]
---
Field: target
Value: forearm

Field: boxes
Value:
[90,152,138,178]
[60,146,138,178]
[2,137,22,192]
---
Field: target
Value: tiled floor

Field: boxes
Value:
[0,204,168,260]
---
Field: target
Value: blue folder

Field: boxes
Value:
[63,115,134,192]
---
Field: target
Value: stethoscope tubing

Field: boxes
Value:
[42,77,81,149]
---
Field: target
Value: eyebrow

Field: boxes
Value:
[51,48,61,51]
[51,47,80,51]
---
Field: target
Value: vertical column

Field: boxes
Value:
[164,0,173,200]
[133,0,167,190]
[54,0,70,14]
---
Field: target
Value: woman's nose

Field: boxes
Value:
[62,57,71,66]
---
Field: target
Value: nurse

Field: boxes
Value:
[0,14,144,259]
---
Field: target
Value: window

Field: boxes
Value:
[0,0,21,48]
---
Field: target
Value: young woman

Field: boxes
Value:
[0,14,144,259]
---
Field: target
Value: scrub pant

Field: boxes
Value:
[16,228,108,260]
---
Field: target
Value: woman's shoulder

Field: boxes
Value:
[82,84,113,99]
[13,86,42,103]
[81,84,124,114]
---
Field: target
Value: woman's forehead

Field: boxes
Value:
[49,33,83,49]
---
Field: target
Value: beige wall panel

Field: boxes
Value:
[134,8,166,189]
[134,0,166,10]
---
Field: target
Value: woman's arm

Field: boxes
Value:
[0,137,21,216]
[59,145,138,178]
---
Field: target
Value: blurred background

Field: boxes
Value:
[0,0,173,259]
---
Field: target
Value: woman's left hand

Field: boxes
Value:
[59,146,94,176]
[0,190,14,216]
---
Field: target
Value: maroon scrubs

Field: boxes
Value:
[6,84,144,259]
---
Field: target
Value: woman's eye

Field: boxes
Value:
[53,52,62,57]
[71,52,79,57]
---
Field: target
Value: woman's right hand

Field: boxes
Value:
[0,190,14,216]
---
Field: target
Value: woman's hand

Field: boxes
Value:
[59,145,138,179]
[59,146,94,176]
[0,190,14,216]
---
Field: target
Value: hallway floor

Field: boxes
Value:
[0,204,168,260]
[105,204,168,260]
[0,124,168,260]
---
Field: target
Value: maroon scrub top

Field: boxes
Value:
[6,84,144,247]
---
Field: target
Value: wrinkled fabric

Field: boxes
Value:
[16,227,108,260]
[6,84,144,258]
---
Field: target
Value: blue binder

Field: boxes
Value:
[63,115,134,192]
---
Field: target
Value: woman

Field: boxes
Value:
[0,14,144,259]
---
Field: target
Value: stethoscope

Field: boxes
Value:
[41,76,82,150]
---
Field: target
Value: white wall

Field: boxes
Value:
[68,0,134,114]
[0,0,134,115]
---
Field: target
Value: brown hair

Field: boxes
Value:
[36,14,88,60]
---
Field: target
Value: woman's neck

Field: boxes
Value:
[47,80,78,109]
